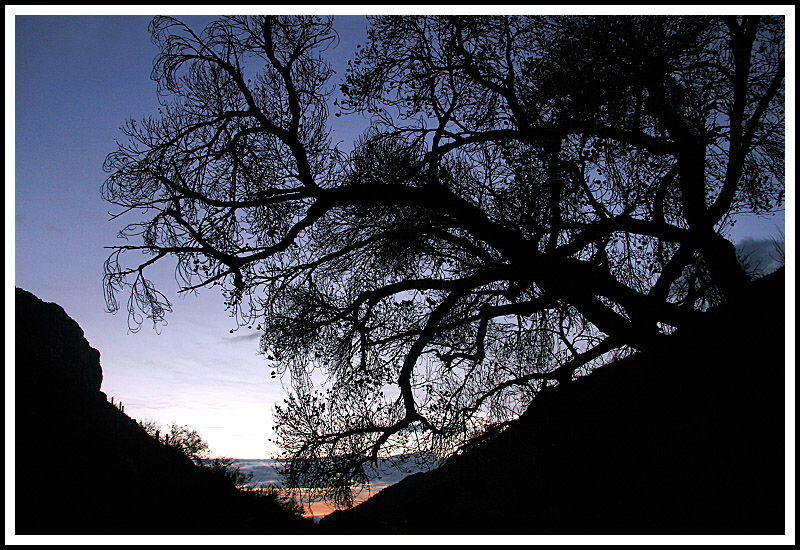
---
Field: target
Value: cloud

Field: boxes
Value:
[219,332,262,344]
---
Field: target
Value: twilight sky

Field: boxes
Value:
[9,8,792,462]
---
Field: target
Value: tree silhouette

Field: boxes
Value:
[103,15,784,505]
[139,419,211,464]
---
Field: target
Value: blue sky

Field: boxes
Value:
[8,9,792,463]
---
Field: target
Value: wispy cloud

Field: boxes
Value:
[219,332,261,345]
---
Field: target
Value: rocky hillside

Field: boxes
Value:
[14,288,312,535]
[321,268,786,535]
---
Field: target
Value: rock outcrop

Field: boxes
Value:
[14,288,312,535]
[321,268,786,535]
[16,288,102,396]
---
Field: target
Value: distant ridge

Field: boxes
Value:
[230,454,432,497]
[321,268,787,534]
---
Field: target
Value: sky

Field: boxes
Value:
[7,8,793,466]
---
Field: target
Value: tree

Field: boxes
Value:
[139,419,211,465]
[104,15,784,506]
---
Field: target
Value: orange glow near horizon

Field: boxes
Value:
[302,494,371,519]
[291,484,388,519]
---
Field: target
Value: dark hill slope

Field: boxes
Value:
[14,287,312,535]
[321,268,786,534]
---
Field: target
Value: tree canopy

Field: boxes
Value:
[103,15,785,506]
